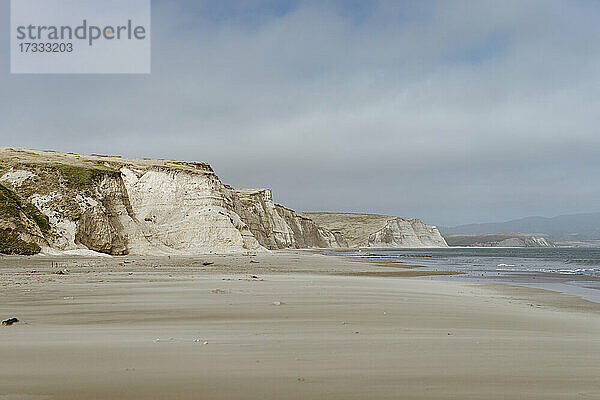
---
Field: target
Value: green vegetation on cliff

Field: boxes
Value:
[0,183,50,234]
[23,203,51,234]
[0,183,23,222]
[0,184,48,255]
[0,228,41,255]
[55,164,117,189]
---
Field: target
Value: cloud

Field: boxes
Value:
[1,0,599,225]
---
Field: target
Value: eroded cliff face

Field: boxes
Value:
[302,213,448,248]
[274,205,349,249]
[0,147,344,255]
[121,167,263,254]
[231,189,295,249]
[231,189,347,249]
[368,218,448,248]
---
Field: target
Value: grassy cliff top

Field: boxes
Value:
[301,212,394,247]
[0,147,214,175]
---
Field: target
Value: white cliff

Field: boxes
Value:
[302,213,448,248]
[0,147,346,255]
[121,168,264,254]
[368,218,448,248]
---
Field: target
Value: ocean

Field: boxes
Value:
[324,247,600,304]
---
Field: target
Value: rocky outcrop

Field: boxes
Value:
[230,189,347,249]
[0,147,345,255]
[302,212,448,248]
[76,206,128,254]
[443,233,554,247]
[274,205,348,249]
[231,189,296,249]
[368,218,448,248]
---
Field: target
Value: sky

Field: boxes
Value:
[1,0,599,226]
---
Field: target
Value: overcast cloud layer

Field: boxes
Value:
[1,0,599,226]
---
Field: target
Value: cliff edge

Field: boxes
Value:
[0,147,345,255]
[302,212,448,248]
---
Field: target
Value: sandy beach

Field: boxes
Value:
[1,251,600,400]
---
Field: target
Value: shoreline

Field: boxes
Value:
[3,248,600,308]
[320,247,600,305]
[3,249,600,308]
[1,251,600,399]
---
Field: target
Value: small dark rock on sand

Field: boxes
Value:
[2,318,19,326]
[54,269,69,275]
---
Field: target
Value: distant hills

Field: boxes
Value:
[440,212,600,244]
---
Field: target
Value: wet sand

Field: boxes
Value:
[1,251,600,399]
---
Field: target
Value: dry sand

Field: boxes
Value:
[1,251,599,400]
